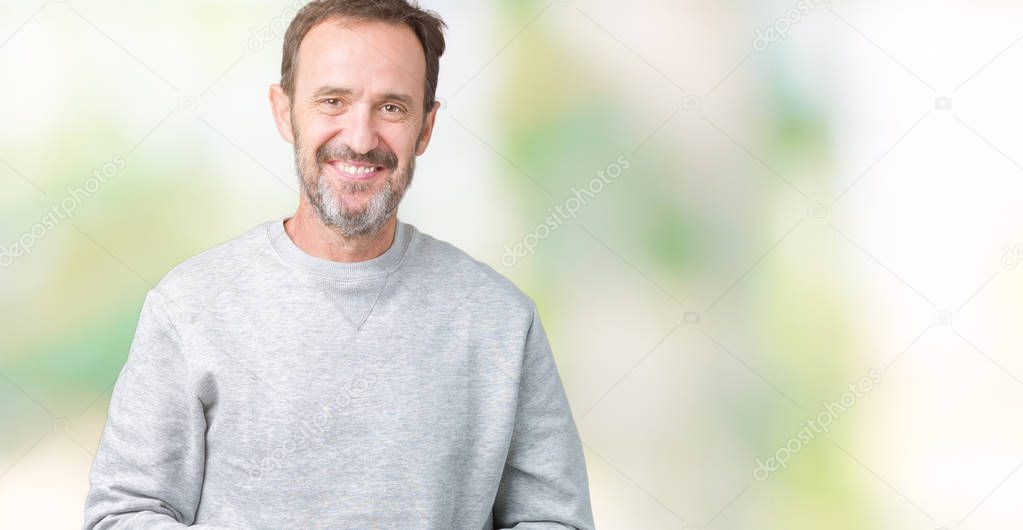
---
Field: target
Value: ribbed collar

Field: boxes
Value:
[266,216,415,281]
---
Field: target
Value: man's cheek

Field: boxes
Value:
[384,123,416,151]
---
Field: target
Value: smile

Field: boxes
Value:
[326,160,387,181]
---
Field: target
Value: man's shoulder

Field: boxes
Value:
[150,219,274,309]
[409,225,535,317]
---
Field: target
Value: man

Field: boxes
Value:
[82,1,594,528]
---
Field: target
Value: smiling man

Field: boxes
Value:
[82,1,593,529]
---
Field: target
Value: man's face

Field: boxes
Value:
[278,19,438,236]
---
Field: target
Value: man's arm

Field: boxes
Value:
[493,303,595,530]
[83,290,207,529]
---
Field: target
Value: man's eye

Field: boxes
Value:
[324,99,340,106]
[382,104,404,114]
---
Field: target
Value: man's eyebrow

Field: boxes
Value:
[311,86,414,106]
[312,86,355,98]
[380,92,414,106]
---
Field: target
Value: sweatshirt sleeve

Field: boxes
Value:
[492,304,596,530]
[83,290,207,529]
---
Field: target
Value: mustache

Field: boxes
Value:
[316,143,398,169]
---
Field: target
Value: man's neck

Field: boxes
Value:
[284,206,397,263]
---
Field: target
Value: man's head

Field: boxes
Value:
[269,0,447,237]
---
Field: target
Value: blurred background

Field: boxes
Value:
[3,0,1023,528]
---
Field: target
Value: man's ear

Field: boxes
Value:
[415,100,441,156]
[269,84,295,144]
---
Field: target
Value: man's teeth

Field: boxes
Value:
[341,164,377,175]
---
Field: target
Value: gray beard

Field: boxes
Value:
[295,147,415,238]
[309,170,395,237]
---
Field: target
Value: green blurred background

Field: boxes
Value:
[3,0,1023,528]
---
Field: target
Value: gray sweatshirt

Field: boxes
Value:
[83,217,594,529]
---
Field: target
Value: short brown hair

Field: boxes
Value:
[281,0,447,113]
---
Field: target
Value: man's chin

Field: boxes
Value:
[323,193,373,216]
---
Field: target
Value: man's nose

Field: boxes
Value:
[343,105,380,156]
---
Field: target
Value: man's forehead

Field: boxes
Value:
[296,18,426,93]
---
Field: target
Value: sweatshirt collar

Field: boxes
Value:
[267,216,414,281]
